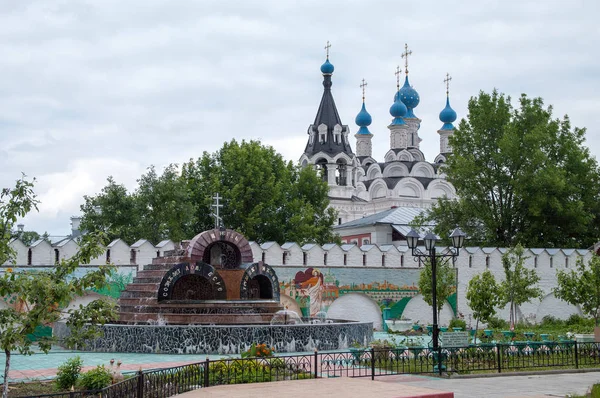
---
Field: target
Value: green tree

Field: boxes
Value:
[83,140,338,245]
[424,90,600,248]
[80,177,138,244]
[554,255,600,327]
[181,139,338,244]
[498,245,543,327]
[1,177,116,398]
[418,257,456,322]
[1,176,38,265]
[466,269,499,332]
[135,164,193,244]
[13,231,40,246]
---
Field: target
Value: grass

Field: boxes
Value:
[5,381,56,398]
[569,383,600,398]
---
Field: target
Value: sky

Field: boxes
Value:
[1,0,599,237]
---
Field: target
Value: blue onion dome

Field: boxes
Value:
[355,103,372,127]
[389,91,407,125]
[355,103,372,135]
[320,58,334,74]
[398,76,420,114]
[439,97,457,130]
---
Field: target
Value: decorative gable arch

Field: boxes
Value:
[393,178,424,198]
[410,162,435,178]
[397,150,413,162]
[382,162,409,178]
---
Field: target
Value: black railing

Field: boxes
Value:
[21,342,600,398]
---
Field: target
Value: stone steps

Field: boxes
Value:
[118,300,282,313]
[118,312,274,325]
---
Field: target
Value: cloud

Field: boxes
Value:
[1,0,599,235]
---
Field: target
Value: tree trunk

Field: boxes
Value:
[2,349,10,398]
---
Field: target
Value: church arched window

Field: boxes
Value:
[336,159,347,186]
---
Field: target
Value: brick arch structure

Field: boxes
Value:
[186,228,253,265]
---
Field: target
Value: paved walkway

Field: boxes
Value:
[180,372,600,398]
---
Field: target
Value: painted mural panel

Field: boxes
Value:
[0,266,136,303]
[273,266,438,318]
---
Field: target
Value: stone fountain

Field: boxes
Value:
[54,228,372,354]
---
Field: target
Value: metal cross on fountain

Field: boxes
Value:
[211,193,223,229]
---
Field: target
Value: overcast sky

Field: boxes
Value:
[1,0,599,237]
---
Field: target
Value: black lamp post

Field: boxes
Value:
[406,227,466,373]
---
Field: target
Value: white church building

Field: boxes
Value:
[299,45,457,227]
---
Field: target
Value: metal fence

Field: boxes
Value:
[23,341,600,398]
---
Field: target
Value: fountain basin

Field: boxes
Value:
[385,319,413,332]
[53,319,373,354]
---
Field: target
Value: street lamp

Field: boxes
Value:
[406,227,466,374]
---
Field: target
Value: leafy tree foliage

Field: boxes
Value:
[424,90,600,247]
[1,176,116,398]
[80,177,138,244]
[554,254,600,327]
[1,176,38,265]
[81,140,338,245]
[466,269,500,332]
[13,231,40,246]
[498,245,543,327]
[418,257,456,321]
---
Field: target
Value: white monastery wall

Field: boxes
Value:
[3,237,594,328]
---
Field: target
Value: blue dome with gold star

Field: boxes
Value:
[439,97,457,130]
[398,76,420,117]
[355,103,372,134]
[320,59,334,74]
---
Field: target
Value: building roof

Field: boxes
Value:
[156,240,172,248]
[334,206,428,230]
[131,239,150,248]
[303,61,353,158]
[107,238,126,248]
[54,238,74,247]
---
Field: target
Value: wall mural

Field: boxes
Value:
[1,265,457,322]
[273,266,457,319]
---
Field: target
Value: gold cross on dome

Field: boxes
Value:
[360,79,368,102]
[395,65,402,89]
[401,43,413,75]
[325,41,331,59]
[444,73,452,96]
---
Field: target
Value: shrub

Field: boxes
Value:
[487,317,508,330]
[241,343,274,358]
[78,365,113,390]
[448,318,466,330]
[55,356,83,390]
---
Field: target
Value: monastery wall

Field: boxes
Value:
[3,238,593,329]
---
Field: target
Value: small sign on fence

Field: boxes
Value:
[441,331,469,347]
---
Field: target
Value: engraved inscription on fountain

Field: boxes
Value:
[117,227,283,325]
